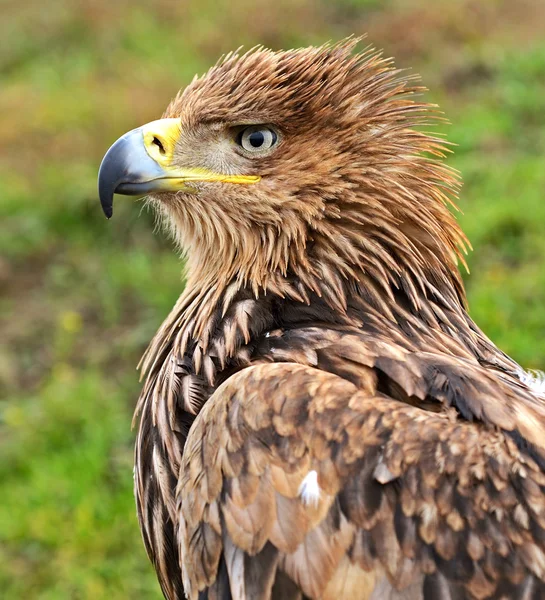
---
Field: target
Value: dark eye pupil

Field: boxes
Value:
[236,127,277,151]
[248,131,265,147]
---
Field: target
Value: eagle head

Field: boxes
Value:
[98,40,468,301]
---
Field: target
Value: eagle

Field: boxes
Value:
[98,41,545,600]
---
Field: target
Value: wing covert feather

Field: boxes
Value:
[178,363,545,599]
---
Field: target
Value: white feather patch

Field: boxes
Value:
[519,369,545,397]
[298,470,321,507]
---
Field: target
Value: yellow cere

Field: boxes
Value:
[142,118,183,168]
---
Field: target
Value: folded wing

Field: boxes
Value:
[179,362,545,600]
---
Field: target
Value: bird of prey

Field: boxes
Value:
[98,41,545,600]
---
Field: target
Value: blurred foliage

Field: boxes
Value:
[1,0,544,597]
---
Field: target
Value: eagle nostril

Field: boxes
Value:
[152,136,166,155]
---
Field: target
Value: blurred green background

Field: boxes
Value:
[1,0,544,597]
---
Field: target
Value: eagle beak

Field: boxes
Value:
[97,118,260,218]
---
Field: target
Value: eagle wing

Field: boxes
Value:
[179,360,545,600]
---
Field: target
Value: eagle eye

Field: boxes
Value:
[236,126,278,153]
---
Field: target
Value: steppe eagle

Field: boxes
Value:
[98,41,545,600]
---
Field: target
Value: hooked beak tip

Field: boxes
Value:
[98,174,115,218]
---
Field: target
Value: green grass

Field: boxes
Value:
[1,0,545,597]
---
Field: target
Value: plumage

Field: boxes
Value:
[97,40,545,599]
